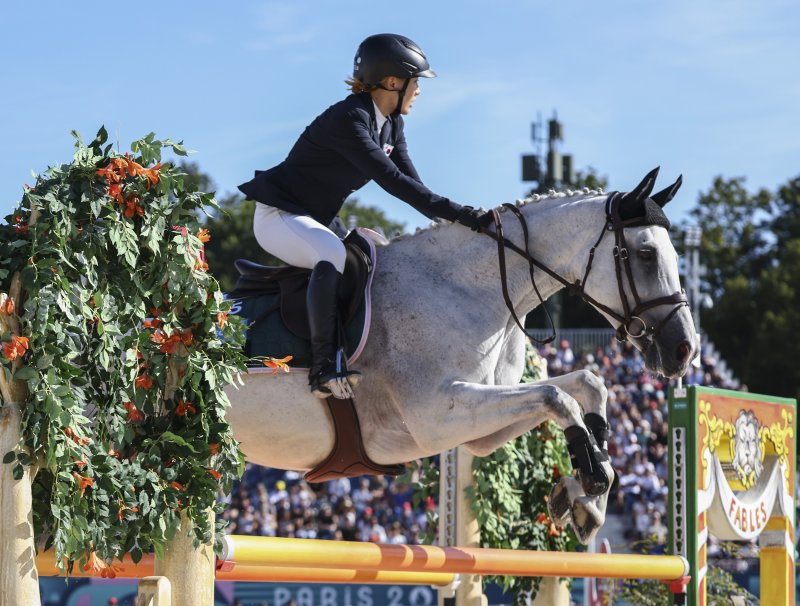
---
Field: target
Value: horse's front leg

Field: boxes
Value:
[415,382,612,501]
[430,375,612,545]
[535,371,614,545]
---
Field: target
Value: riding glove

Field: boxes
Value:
[455,206,493,231]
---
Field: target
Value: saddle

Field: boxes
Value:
[228,229,372,348]
[228,228,405,482]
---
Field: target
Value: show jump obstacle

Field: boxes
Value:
[32,385,794,606]
[669,385,796,606]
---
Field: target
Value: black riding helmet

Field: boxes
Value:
[353,33,436,114]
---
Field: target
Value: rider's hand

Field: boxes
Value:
[456,206,493,232]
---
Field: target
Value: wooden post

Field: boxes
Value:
[137,576,172,606]
[0,271,40,606]
[0,401,40,606]
[438,446,487,606]
[154,510,215,606]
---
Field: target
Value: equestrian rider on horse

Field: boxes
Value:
[240,33,491,400]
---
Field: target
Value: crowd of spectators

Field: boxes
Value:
[222,335,748,552]
[540,337,740,550]
[220,467,431,545]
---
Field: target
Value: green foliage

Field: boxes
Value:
[615,538,758,605]
[0,128,248,573]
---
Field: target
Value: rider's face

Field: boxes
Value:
[399,78,420,115]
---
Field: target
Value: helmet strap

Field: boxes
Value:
[393,78,411,115]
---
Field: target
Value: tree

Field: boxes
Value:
[176,162,408,292]
[680,174,800,400]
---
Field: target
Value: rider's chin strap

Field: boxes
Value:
[377,79,411,115]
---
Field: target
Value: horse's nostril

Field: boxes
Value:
[676,340,692,363]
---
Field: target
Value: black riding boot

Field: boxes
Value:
[307,261,362,398]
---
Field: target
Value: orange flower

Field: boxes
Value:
[547,522,561,537]
[143,318,163,329]
[108,448,121,458]
[122,194,143,219]
[107,182,124,204]
[134,373,153,390]
[176,400,197,416]
[72,472,94,497]
[535,512,549,525]
[217,311,229,328]
[140,162,161,189]
[118,501,140,521]
[0,298,14,315]
[149,307,161,317]
[263,355,293,374]
[193,257,209,272]
[73,459,88,469]
[170,481,185,491]
[197,228,211,243]
[81,551,121,579]
[124,401,144,422]
[12,215,29,234]
[207,468,221,481]
[208,443,219,456]
[2,335,29,361]
[180,328,193,347]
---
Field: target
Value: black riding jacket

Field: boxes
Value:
[238,92,464,226]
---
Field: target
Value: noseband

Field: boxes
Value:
[484,193,689,350]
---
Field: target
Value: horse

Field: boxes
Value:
[224,168,697,543]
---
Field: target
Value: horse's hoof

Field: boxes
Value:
[547,476,584,526]
[548,480,572,525]
[569,495,605,545]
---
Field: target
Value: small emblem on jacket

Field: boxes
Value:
[383,144,394,156]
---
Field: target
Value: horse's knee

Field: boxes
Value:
[540,385,582,427]
[574,370,607,409]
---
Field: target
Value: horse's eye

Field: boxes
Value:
[638,248,656,262]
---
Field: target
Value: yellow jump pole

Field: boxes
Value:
[222,536,690,581]
[35,549,455,586]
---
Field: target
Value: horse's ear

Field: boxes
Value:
[650,174,683,207]
[625,167,660,201]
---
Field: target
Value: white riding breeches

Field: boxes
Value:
[253,203,346,274]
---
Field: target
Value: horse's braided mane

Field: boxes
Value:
[392,187,605,240]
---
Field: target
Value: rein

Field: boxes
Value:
[483,193,689,349]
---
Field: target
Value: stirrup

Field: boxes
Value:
[310,370,362,399]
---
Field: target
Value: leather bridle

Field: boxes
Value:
[483,192,689,350]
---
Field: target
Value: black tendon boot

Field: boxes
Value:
[307,261,362,398]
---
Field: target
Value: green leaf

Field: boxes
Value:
[2,451,16,464]
[13,366,38,381]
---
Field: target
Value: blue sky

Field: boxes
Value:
[2,1,798,232]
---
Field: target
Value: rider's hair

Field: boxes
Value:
[345,78,377,94]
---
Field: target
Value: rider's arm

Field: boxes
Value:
[332,108,462,221]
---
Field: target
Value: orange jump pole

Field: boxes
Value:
[34,549,455,586]
[221,535,690,581]
[217,565,456,586]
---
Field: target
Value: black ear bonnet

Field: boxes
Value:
[608,167,682,230]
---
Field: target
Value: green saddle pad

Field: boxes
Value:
[229,292,367,368]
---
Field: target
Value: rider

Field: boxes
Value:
[239,33,491,400]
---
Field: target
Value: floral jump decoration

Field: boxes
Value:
[0,127,249,574]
